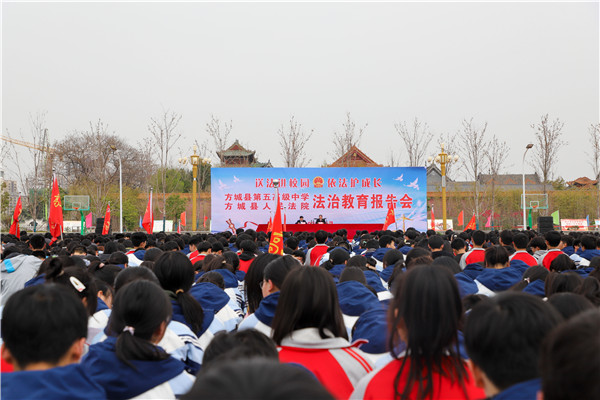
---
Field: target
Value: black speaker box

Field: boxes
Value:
[538,216,554,234]
[95,218,104,234]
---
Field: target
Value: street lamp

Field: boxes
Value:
[110,145,123,233]
[179,145,201,231]
[522,143,534,230]
[428,144,459,231]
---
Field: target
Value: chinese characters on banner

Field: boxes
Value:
[211,167,427,232]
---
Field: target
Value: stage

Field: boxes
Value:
[256,223,383,238]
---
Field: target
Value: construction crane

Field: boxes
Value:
[1,134,57,154]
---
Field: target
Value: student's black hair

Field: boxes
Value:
[143,247,163,262]
[211,242,224,254]
[431,256,461,274]
[547,292,595,320]
[291,249,305,263]
[153,251,205,335]
[1,284,88,369]
[471,230,485,246]
[263,255,301,290]
[201,329,278,372]
[545,271,583,297]
[529,236,547,250]
[379,235,395,248]
[45,259,98,316]
[272,267,347,345]
[484,245,509,268]
[382,249,403,268]
[285,237,299,250]
[450,237,466,251]
[540,309,600,400]
[509,265,549,292]
[499,230,513,246]
[198,241,212,253]
[314,230,328,244]
[130,232,147,248]
[87,262,122,287]
[181,358,334,400]
[574,276,600,306]
[549,254,576,272]
[321,248,350,271]
[580,234,597,250]
[197,271,226,290]
[28,234,46,250]
[427,235,444,250]
[346,255,368,269]
[222,251,240,271]
[404,247,432,267]
[560,235,574,247]
[339,266,368,284]
[244,253,280,314]
[388,264,467,400]
[544,230,561,247]
[512,233,529,249]
[107,251,128,266]
[465,292,563,391]
[202,254,235,274]
[108,280,171,368]
[114,266,160,292]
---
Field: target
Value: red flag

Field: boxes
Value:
[142,190,153,234]
[102,203,111,235]
[458,210,464,226]
[430,205,435,230]
[267,216,273,233]
[9,196,22,236]
[465,213,477,231]
[180,212,186,227]
[203,215,208,228]
[283,212,287,232]
[268,193,283,255]
[48,177,63,240]
[85,212,93,228]
[485,214,492,228]
[382,207,396,230]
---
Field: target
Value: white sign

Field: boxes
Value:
[152,220,174,232]
[560,219,588,231]
[427,219,454,231]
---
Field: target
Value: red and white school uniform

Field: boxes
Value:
[278,328,374,400]
[459,247,486,269]
[509,250,538,267]
[304,244,329,266]
[539,248,563,270]
[351,357,485,400]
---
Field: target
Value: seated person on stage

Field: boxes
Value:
[296,216,308,224]
[315,214,327,224]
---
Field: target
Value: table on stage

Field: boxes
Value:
[256,223,383,238]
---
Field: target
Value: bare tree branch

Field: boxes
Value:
[331,112,367,165]
[458,118,488,225]
[436,133,460,180]
[588,123,600,221]
[394,118,433,167]
[206,114,232,166]
[485,135,510,226]
[530,114,565,194]
[278,116,314,167]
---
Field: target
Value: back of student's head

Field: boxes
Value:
[181,358,334,400]
[510,265,549,292]
[197,271,226,289]
[484,245,509,268]
[28,234,46,250]
[107,251,128,266]
[545,271,583,297]
[529,236,547,250]
[499,230,513,246]
[427,235,444,250]
[153,251,205,335]
[272,267,346,345]
[432,256,461,274]
[143,247,163,262]
[404,247,432,267]
[451,237,466,252]
[548,292,595,320]
[379,235,395,248]
[574,276,600,306]
[465,292,563,391]
[346,255,368,269]
[314,230,328,244]
[45,258,97,316]
[549,254,576,272]
[201,329,278,372]
[512,233,529,249]
[544,230,561,247]
[87,262,122,287]
[114,266,159,292]
[382,249,403,268]
[540,309,600,400]
[263,255,301,290]
[245,253,280,314]
[339,266,367,285]
[222,251,240,271]
[108,280,171,367]
[1,284,88,369]
[472,230,486,246]
[581,234,596,250]
[131,232,147,248]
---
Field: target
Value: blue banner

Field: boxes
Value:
[210,167,427,232]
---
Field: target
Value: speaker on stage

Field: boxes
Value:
[95,218,104,234]
[538,216,554,234]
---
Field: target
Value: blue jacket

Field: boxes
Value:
[380,265,395,283]
[213,269,239,289]
[462,263,485,280]
[336,281,380,317]
[352,303,390,354]
[399,245,413,255]
[81,336,188,400]
[328,264,346,282]
[562,246,575,256]
[254,291,280,326]
[454,272,479,298]
[371,248,391,262]
[190,282,229,313]
[1,364,105,400]
[476,260,529,292]
[522,279,546,297]
[96,297,109,312]
[493,378,540,400]
[24,273,46,287]
[363,270,387,293]
[578,249,600,261]
[170,298,215,336]
[572,267,594,278]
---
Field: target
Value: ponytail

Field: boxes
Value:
[169,289,205,335]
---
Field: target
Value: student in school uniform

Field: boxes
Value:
[509,233,538,267]
[539,231,564,270]
[82,280,194,399]
[1,284,106,400]
[459,230,487,270]
[336,267,381,339]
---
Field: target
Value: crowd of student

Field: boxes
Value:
[0,226,599,399]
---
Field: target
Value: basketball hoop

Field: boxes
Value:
[532,205,539,212]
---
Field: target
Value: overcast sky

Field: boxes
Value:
[2,1,598,186]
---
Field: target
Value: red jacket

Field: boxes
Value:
[540,249,563,270]
[278,328,373,400]
[509,250,538,267]
[352,357,485,400]
[459,248,486,269]
[305,244,329,266]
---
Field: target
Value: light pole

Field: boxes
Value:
[110,146,123,233]
[179,146,201,231]
[522,143,534,230]
[428,144,459,231]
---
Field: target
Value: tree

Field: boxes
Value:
[166,194,187,222]
[436,133,460,180]
[588,123,600,220]
[0,182,11,229]
[394,118,434,167]
[485,136,510,227]
[331,112,367,164]
[530,114,565,194]
[148,110,182,229]
[206,115,232,166]
[457,118,488,227]
[278,116,314,167]
[55,120,153,215]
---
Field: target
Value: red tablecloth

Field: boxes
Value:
[256,223,383,238]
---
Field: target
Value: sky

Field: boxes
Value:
[2,1,599,188]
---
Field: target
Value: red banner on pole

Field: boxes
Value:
[268,192,283,255]
[48,177,63,240]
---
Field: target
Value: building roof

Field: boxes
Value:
[329,145,382,167]
[567,177,598,187]
[217,140,256,158]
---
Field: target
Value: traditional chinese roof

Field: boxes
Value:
[329,145,382,168]
[217,139,256,158]
[567,176,598,187]
[217,140,272,168]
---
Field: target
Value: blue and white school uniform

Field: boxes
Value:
[88,298,112,346]
[190,282,243,332]
[351,303,392,364]
[82,336,194,400]
[363,270,392,301]
[238,291,280,336]
[213,268,245,313]
[170,297,227,348]
[126,249,146,267]
[1,364,106,400]
[475,259,529,293]
[336,281,380,338]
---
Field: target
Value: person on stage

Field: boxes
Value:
[295,216,308,224]
[315,215,327,224]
